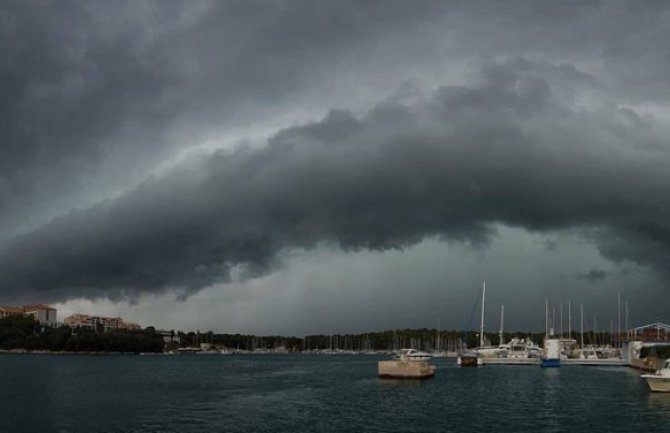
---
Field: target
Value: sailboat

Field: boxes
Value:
[457,280,485,367]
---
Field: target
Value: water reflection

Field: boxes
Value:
[647,392,670,412]
[377,378,424,387]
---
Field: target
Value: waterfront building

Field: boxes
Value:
[632,322,670,342]
[0,304,58,325]
[0,306,27,319]
[22,304,58,326]
[158,330,181,344]
[64,313,141,332]
[119,321,142,331]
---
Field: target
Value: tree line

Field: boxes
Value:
[0,316,164,353]
[0,315,635,354]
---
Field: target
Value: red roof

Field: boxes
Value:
[0,306,26,314]
[22,304,55,311]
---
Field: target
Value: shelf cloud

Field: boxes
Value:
[2,58,670,303]
[2,1,670,329]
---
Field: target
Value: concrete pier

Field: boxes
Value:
[481,358,540,365]
[378,359,436,379]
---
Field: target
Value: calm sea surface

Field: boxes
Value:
[1,354,669,433]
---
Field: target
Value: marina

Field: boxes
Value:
[2,353,670,433]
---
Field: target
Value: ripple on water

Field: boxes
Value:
[3,355,670,433]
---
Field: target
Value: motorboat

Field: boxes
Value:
[457,351,483,367]
[393,348,432,361]
[578,346,600,360]
[641,359,670,392]
[500,337,542,359]
[476,346,507,358]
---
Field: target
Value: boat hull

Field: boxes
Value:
[457,356,483,367]
[642,375,670,392]
[540,358,560,368]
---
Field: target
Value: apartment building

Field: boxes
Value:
[22,304,58,326]
[64,313,142,332]
[0,304,57,325]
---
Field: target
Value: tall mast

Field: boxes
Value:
[499,304,505,346]
[552,308,556,336]
[568,300,572,340]
[560,303,563,339]
[545,300,549,339]
[625,301,629,338]
[618,293,621,347]
[580,304,584,348]
[479,280,486,347]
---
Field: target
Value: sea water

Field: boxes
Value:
[1,354,669,432]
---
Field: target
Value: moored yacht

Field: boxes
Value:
[457,350,483,366]
[504,337,542,359]
[393,348,432,361]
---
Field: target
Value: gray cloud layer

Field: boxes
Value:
[4,1,670,237]
[3,1,670,318]
[2,58,670,303]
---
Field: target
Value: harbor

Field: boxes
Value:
[3,352,670,433]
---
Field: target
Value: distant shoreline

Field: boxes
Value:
[0,349,155,356]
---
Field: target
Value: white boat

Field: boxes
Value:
[502,337,542,359]
[579,346,599,360]
[457,351,483,366]
[642,359,670,392]
[393,348,432,361]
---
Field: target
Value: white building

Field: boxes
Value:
[0,304,57,326]
[22,304,58,326]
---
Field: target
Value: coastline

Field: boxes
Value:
[0,349,157,356]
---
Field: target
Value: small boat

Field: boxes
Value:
[502,337,542,359]
[641,359,670,392]
[541,338,561,368]
[457,352,483,367]
[393,348,432,361]
[579,346,600,360]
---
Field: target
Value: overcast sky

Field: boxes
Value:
[2,1,670,335]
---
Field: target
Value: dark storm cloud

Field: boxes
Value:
[2,58,670,303]
[576,268,609,282]
[0,0,450,236]
[4,0,670,239]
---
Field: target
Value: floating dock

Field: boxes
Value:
[481,358,540,365]
[562,358,627,366]
[480,357,628,366]
[378,359,436,379]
